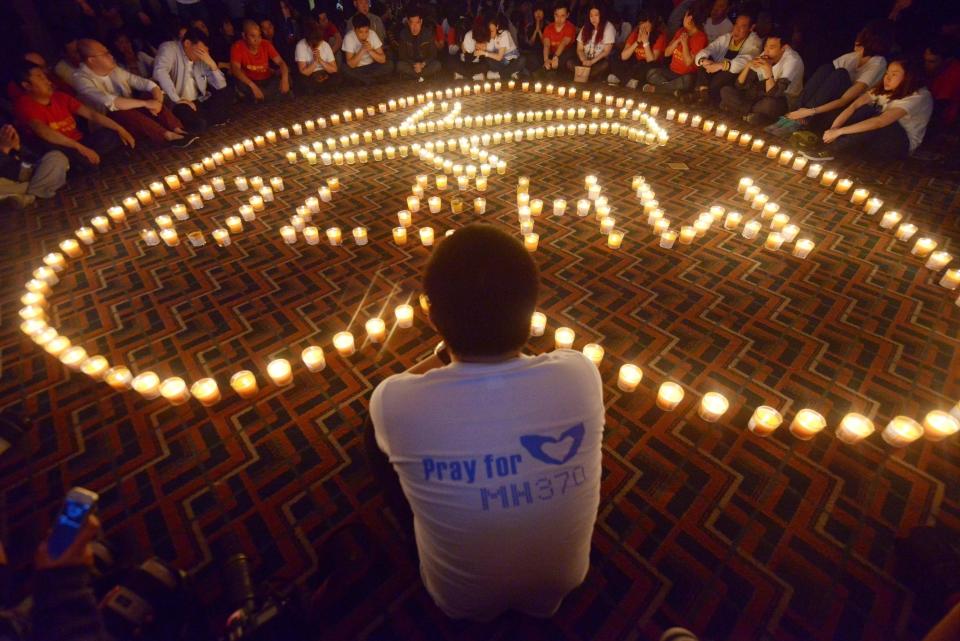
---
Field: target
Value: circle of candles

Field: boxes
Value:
[657,382,684,411]
[190,378,221,406]
[836,413,875,444]
[789,409,826,440]
[748,406,782,436]
[554,327,575,349]
[793,239,815,258]
[59,346,88,371]
[395,304,414,328]
[132,371,161,399]
[940,268,960,290]
[230,370,259,398]
[420,227,435,246]
[267,359,293,386]
[529,312,546,337]
[699,392,730,422]
[617,364,643,392]
[524,233,539,251]
[333,331,356,356]
[104,366,132,391]
[922,410,960,441]
[160,377,191,405]
[301,346,326,373]
[882,416,923,447]
[366,318,386,342]
[59,239,82,258]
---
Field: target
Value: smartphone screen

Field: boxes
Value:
[47,496,94,558]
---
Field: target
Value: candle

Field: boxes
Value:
[267,359,293,386]
[249,195,264,212]
[259,186,273,202]
[301,346,326,372]
[165,174,182,190]
[188,192,205,209]
[693,219,710,237]
[743,186,760,203]
[769,212,787,232]
[864,198,883,215]
[230,370,259,398]
[365,317,386,342]
[748,406,782,436]
[850,188,869,205]
[789,409,826,440]
[724,212,742,230]
[191,378,221,406]
[21,292,46,310]
[742,221,761,239]
[451,197,464,214]
[517,192,531,208]
[778,150,794,166]
[26,278,52,296]
[912,237,937,257]
[104,366,132,391]
[239,205,255,221]
[698,392,729,422]
[302,227,319,245]
[940,268,960,290]
[474,197,486,214]
[388,224,408,247]
[926,251,952,270]
[836,412,875,444]
[881,416,923,447]
[160,229,179,246]
[395,304,414,328]
[222,216,242,234]
[524,233,539,251]
[420,227,435,246]
[334,331,355,356]
[160,376,191,405]
[588,184,601,201]
[269,177,284,192]
[326,227,342,246]
[793,239,815,258]
[352,227,368,246]
[554,327,575,349]
[19,305,45,322]
[210,228,229,246]
[530,312,546,336]
[806,163,822,179]
[820,171,837,187]
[657,382,684,411]
[529,199,543,217]
[895,223,917,242]
[612,364,642,392]
[43,252,66,272]
[607,229,625,249]
[762,203,780,220]
[75,226,95,245]
[792,156,808,171]
[582,343,604,367]
[435,174,448,191]
[922,410,960,441]
[280,226,297,244]
[140,229,160,246]
[679,226,696,245]
[660,230,678,249]
[428,197,442,214]
[752,193,769,210]
[44,335,71,356]
[879,211,902,229]
[835,178,853,194]
[132,371,161,399]
[106,206,126,223]
[738,177,754,194]
[703,119,714,133]
[59,346,88,371]
[600,217,616,234]
[179,166,194,182]
[235,176,248,191]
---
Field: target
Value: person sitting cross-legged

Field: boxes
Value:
[608,9,667,88]
[692,11,761,104]
[536,3,577,78]
[0,123,70,209]
[153,27,234,133]
[230,20,291,101]
[367,224,605,622]
[567,3,617,82]
[718,30,804,125]
[72,39,193,147]
[294,20,340,93]
[475,14,523,80]
[342,13,392,85]
[643,6,709,96]
[396,5,441,82]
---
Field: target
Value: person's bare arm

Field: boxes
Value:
[554,35,572,57]
[664,35,681,56]
[823,106,904,143]
[298,59,318,75]
[790,82,871,119]
[368,45,387,64]
[24,119,101,163]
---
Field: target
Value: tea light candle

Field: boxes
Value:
[789,409,826,440]
[770,213,789,231]
[699,392,729,422]
[428,196,442,213]
[209,228,228,246]
[660,230,678,249]
[657,382,684,410]
[764,232,784,251]
[778,150,794,166]
[230,370,259,398]
[188,192,206,208]
[140,229,160,245]
[615,364,642,392]
[724,212,743,230]
[188,378,220,406]
[738,177,754,194]
[104,366,132,391]
[792,156,808,171]
[742,221,761,239]
[762,202,780,220]
[912,237,937,257]
[235,176,249,191]
[132,371,161,399]
[269,177,284,192]
[940,268,960,290]
[879,211,902,229]
[259,186,273,202]
[395,304,414,328]
[392,226,408,245]
[679,226,696,245]
[748,406,782,436]
[165,174,181,190]
[365,317,386,342]
[895,223,917,242]
[249,195,264,212]
[524,233,539,251]
[326,227,342,246]
[882,416,923,447]
[836,413,875,444]
[298,346,326,373]
[520,219,534,235]
[820,170,837,187]
[607,229,625,249]
[178,167,193,182]
[726,129,739,142]
[793,239,815,258]
[334,331,355,356]
[599,216,616,235]
[19,305,45,322]
[751,138,765,152]
[160,229,179,246]
[529,311,547,337]
[44,335,71,356]
[834,178,853,194]
[807,163,822,179]
[923,410,960,441]
[76,226,95,245]
[554,327,575,349]
[752,193,769,210]
[41,252,65,273]
[267,359,293,386]
[239,205,255,221]
[588,184,601,201]
[925,251,952,270]
[159,376,191,405]
[396,210,412,228]
[582,343,604,366]
[693,219,710,237]
[703,119,714,132]
[280,226,297,244]
[352,227,368,246]
[744,185,761,203]
[302,226,319,245]
[864,198,883,215]
[420,227,435,246]
[850,188,869,205]
[225,216,243,234]
[107,206,126,223]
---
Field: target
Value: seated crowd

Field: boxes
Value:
[1,0,958,207]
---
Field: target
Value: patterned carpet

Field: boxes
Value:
[2,79,960,641]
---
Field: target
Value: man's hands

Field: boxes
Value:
[822,128,843,144]
[0,124,20,154]
[249,83,265,101]
[143,99,163,116]
[75,144,101,165]
[749,56,772,74]
[703,60,722,73]
[117,127,135,148]
[413,61,424,73]
[193,42,217,68]
[35,514,101,569]
[178,99,198,111]
[786,107,816,120]
[280,75,290,94]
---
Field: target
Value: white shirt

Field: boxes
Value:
[294,39,335,70]
[342,29,383,67]
[833,52,886,88]
[755,46,804,99]
[704,17,733,42]
[873,88,933,152]
[487,30,518,61]
[72,64,158,112]
[695,31,761,73]
[579,22,616,60]
[370,350,605,621]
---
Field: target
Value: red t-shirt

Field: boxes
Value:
[230,39,281,81]
[625,29,667,62]
[930,58,960,125]
[543,21,576,54]
[321,22,340,43]
[14,91,83,141]
[668,28,708,74]
[435,23,456,46]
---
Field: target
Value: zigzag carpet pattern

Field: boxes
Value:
[1,81,959,641]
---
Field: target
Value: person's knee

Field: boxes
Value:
[719,85,737,104]
[43,150,70,173]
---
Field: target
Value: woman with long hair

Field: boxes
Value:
[566,3,616,82]
[608,9,666,87]
[821,58,933,159]
[643,5,707,95]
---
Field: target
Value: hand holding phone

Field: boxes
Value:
[37,487,100,567]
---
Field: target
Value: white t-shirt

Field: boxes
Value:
[370,350,605,621]
[704,17,733,42]
[873,88,933,152]
[342,29,383,67]
[487,30,519,61]
[833,52,886,88]
[755,46,804,99]
[579,22,616,60]
[294,39,335,70]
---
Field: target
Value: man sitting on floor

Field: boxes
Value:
[0,123,69,209]
[719,30,804,125]
[693,12,761,104]
[368,224,605,622]
[230,20,291,101]
[153,27,233,132]
[342,14,392,85]
[396,6,441,82]
[13,63,132,168]
[72,39,193,148]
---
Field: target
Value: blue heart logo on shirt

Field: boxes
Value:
[520,424,585,465]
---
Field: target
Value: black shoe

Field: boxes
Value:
[170,135,199,149]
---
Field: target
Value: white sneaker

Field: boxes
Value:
[626,79,639,89]
[607,74,620,85]
[472,73,485,81]
[418,76,425,82]
[486,70,501,79]
[453,72,464,80]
